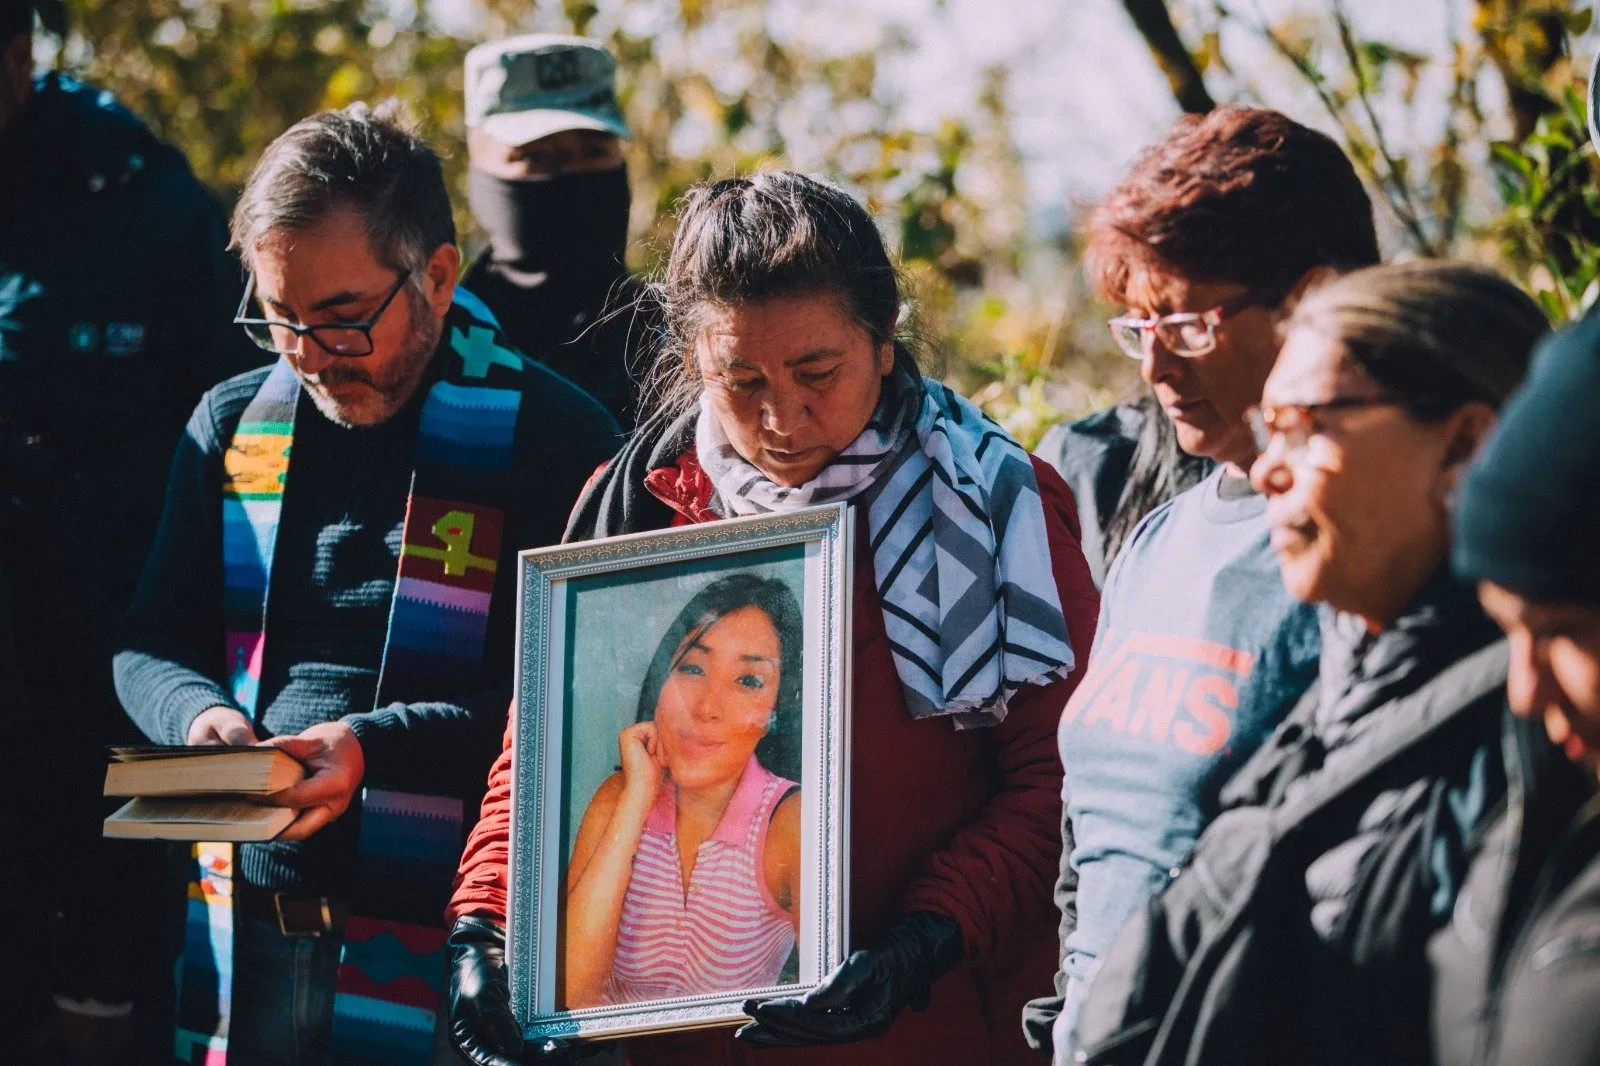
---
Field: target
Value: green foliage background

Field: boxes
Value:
[44,0,1134,447]
[41,0,1600,447]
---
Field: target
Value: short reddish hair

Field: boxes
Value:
[1085,106,1378,305]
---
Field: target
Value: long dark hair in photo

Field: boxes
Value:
[635,572,805,783]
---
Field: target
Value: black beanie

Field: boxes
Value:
[1454,313,1600,607]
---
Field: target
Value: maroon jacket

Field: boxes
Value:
[450,447,1099,1066]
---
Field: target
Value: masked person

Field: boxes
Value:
[462,34,647,430]
[0,1,266,1061]
[113,100,620,1065]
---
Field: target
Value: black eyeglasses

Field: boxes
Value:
[234,271,410,358]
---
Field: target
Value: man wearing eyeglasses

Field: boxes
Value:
[114,100,620,1064]
[1025,106,1381,1063]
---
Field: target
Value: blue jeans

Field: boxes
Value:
[229,915,344,1065]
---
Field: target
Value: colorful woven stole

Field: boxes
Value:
[173,296,525,1065]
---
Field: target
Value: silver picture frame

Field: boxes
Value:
[508,504,853,1042]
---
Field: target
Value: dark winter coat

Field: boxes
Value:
[1033,401,1211,589]
[1073,572,1513,1066]
[461,255,655,431]
[1034,405,1142,588]
[1429,714,1600,1066]
[0,72,263,1010]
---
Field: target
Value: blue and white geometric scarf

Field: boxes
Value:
[695,374,1075,728]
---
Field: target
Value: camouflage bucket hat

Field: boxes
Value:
[465,33,631,147]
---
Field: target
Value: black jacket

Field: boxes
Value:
[0,72,263,1008]
[0,72,262,734]
[461,254,656,431]
[1074,573,1514,1066]
[1032,402,1212,589]
[1429,714,1599,1066]
[1034,405,1142,588]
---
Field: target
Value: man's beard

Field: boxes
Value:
[300,292,442,429]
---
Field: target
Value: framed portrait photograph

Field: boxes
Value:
[508,504,853,1042]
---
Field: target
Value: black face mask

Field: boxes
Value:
[468,164,631,283]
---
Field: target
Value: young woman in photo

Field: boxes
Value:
[563,573,804,1007]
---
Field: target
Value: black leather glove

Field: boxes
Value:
[448,916,604,1066]
[735,911,963,1047]
[448,916,525,1066]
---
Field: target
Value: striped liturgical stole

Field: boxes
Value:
[174,294,525,1066]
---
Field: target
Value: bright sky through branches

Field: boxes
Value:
[431,0,1548,231]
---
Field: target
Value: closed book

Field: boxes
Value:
[103,745,304,797]
[103,797,295,841]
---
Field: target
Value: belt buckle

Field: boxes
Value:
[273,892,333,938]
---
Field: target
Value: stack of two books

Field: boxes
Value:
[102,746,306,841]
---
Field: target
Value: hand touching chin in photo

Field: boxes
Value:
[618,720,667,801]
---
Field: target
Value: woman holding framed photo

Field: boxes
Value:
[445,170,1099,1066]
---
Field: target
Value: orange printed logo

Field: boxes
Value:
[1062,633,1257,756]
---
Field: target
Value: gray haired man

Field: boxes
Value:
[462,33,648,429]
[115,100,619,1064]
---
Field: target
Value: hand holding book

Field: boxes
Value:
[258,720,367,842]
[103,744,306,841]
[104,719,369,842]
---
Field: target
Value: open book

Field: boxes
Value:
[101,746,305,842]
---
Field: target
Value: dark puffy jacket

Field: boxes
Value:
[1034,405,1141,588]
[0,72,263,1010]
[1074,573,1513,1066]
[1429,716,1599,1066]
[1,72,262,739]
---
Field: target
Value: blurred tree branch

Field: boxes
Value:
[1330,2,1438,255]
[1475,0,1574,140]
[47,0,1129,439]
[1217,0,1442,255]
[1193,0,1597,322]
[1120,0,1216,112]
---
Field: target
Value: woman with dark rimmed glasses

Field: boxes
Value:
[1071,260,1549,1066]
[1251,259,1544,641]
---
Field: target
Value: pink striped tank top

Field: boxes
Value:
[606,757,798,1003]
